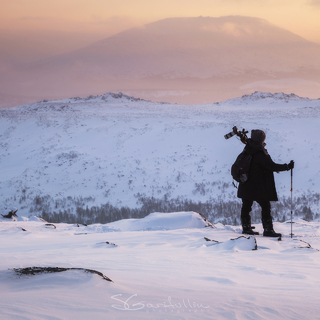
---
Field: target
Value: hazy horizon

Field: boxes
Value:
[1,1,320,107]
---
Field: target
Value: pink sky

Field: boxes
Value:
[1,0,320,45]
[1,0,320,107]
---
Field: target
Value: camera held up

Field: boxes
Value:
[224,126,249,144]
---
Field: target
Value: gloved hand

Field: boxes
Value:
[287,160,294,170]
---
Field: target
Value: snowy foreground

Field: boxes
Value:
[1,212,320,320]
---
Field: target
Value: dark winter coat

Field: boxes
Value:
[237,139,288,201]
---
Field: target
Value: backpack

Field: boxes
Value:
[231,151,252,183]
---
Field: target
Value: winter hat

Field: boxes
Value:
[251,129,266,144]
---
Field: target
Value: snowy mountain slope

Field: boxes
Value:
[0,91,320,222]
[0,213,320,319]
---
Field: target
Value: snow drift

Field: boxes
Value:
[106,211,214,231]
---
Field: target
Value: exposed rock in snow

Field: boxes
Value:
[0,208,18,220]
[204,235,258,251]
[12,267,113,282]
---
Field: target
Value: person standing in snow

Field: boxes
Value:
[238,129,294,237]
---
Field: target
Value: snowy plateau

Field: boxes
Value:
[1,91,320,319]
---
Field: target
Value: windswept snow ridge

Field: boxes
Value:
[106,211,214,231]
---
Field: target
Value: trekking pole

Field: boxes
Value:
[290,168,293,238]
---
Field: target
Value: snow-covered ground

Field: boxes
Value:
[1,212,320,319]
[0,91,320,222]
[1,91,320,319]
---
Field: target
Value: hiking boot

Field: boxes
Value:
[262,218,281,238]
[241,216,259,235]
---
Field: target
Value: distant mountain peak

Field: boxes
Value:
[17,92,169,112]
[70,92,151,103]
[240,91,309,101]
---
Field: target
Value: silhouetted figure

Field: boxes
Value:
[237,130,294,237]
